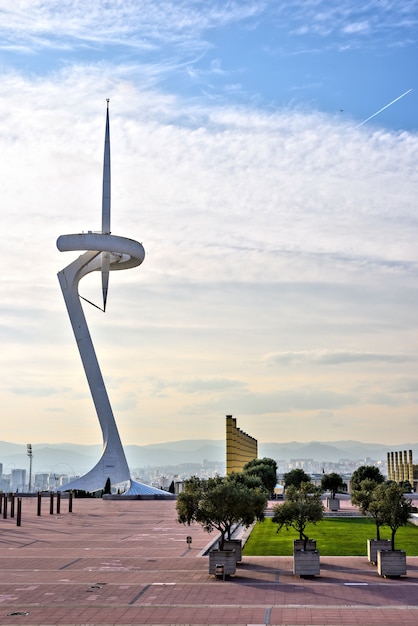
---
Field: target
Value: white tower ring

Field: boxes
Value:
[57,233,145,270]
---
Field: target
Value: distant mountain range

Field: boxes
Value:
[1,439,417,475]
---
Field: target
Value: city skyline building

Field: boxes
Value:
[56,102,173,497]
[225,414,258,475]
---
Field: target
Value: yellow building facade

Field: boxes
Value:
[226,414,258,475]
[387,449,414,485]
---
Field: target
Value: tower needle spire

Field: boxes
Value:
[102,99,111,310]
[102,99,111,234]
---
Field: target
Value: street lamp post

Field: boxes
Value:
[27,444,33,493]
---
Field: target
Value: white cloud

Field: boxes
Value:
[0,1,266,51]
[263,350,416,366]
[342,21,370,35]
[0,64,417,445]
[274,0,418,49]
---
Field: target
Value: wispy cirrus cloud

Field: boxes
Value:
[6,1,414,64]
[178,378,247,393]
[264,350,416,367]
[275,0,418,49]
[342,21,370,35]
[183,387,360,415]
[0,1,266,51]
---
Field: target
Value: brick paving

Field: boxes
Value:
[0,497,417,625]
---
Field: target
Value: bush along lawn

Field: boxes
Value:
[243,517,418,556]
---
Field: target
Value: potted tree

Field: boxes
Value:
[351,478,391,564]
[350,466,388,564]
[374,482,412,577]
[321,472,346,511]
[218,471,270,561]
[272,481,323,576]
[176,474,267,577]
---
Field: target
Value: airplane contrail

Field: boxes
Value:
[354,88,412,128]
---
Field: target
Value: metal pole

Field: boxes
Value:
[3,493,7,519]
[50,492,54,515]
[69,490,73,513]
[17,498,22,527]
[37,492,42,516]
[10,493,15,518]
[27,444,33,493]
[57,491,61,514]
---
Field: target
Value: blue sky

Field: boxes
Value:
[2,1,416,128]
[0,1,417,452]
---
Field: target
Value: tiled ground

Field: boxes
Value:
[0,496,417,625]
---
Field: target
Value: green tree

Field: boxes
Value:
[176,474,267,549]
[321,472,346,498]
[243,457,278,494]
[175,476,206,527]
[103,477,111,495]
[272,482,323,546]
[350,466,384,492]
[228,471,264,491]
[351,478,386,540]
[399,480,413,493]
[283,468,311,490]
[374,482,413,550]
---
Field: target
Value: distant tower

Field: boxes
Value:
[409,450,414,487]
[56,102,173,497]
[225,415,258,475]
[387,452,392,481]
[387,448,414,489]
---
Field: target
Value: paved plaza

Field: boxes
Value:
[0,496,417,625]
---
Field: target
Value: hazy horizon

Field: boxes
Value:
[1,436,417,450]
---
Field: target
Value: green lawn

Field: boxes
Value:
[243,517,418,556]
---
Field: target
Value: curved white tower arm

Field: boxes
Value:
[57,233,145,269]
[57,248,134,490]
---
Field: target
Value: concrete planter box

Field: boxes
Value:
[293,548,320,576]
[221,539,242,562]
[209,549,236,577]
[367,539,391,564]
[377,549,407,577]
[326,497,339,511]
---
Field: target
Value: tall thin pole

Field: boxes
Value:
[101,99,111,311]
[27,444,33,493]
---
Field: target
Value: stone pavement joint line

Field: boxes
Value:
[0,498,417,625]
